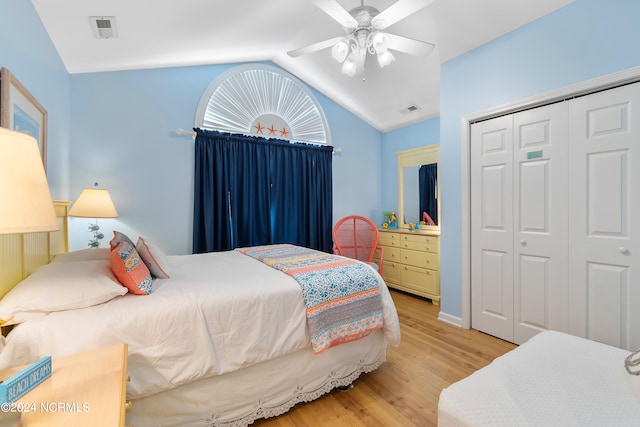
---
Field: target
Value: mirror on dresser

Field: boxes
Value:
[397,144,440,230]
[374,144,441,305]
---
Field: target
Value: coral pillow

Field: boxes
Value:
[110,230,135,251]
[136,237,170,279]
[110,241,153,295]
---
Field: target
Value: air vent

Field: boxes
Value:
[400,104,420,115]
[89,16,118,39]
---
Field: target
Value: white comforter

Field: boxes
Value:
[0,250,400,399]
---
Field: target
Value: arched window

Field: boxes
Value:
[195,64,331,145]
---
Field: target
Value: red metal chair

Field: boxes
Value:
[332,215,384,273]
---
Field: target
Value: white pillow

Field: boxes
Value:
[0,260,128,326]
[50,248,110,263]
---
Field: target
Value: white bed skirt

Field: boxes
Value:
[126,330,389,427]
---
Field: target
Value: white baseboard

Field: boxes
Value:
[438,311,463,328]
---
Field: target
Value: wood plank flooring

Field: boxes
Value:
[255,290,516,427]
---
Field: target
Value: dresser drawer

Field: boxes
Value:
[381,261,401,284]
[401,249,438,269]
[400,233,438,245]
[379,231,401,247]
[401,265,439,295]
[401,239,438,253]
[383,247,401,264]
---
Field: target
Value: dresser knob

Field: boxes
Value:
[619,247,630,255]
[127,375,131,382]
[125,401,132,410]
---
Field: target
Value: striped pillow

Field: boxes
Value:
[136,237,170,279]
[110,241,153,295]
[109,230,135,251]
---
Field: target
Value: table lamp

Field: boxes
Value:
[69,183,118,247]
[0,127,58,235]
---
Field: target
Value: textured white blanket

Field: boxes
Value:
[439,331,640,426]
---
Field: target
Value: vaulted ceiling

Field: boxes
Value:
[32,0,574,132]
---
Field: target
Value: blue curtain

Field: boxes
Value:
[419,163,438,225]
[193,129,333,253]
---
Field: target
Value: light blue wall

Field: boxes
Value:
[69,64,383,254]
[439,0,640,319]
[381,118,440,219]
[0,0,71,199]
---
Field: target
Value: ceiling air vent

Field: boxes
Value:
[89,16,118,39]
[400,104,420,115]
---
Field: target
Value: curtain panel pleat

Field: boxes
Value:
[193,129,333,254]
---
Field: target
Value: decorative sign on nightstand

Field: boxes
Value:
[0,356,51,403]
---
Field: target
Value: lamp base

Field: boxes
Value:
[87,222,105,248]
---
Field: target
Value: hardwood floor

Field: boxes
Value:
[255,290,516,427]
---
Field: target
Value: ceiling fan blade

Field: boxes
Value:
[384,33,435,57]
[287,36,346,58]
[312,0,358,28]
[372,0,434,30]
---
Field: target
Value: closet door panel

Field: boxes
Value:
[586,262,628,348]
[569,82,640,350]
[471,115,514,342]
[513,103,569,344]
[518,254,549,329]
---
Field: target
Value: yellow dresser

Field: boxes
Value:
[377,229,440,305]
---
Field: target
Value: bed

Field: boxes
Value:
[0,204,401,427]
[438,330,640,426]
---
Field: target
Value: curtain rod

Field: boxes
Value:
[175,128,342,154]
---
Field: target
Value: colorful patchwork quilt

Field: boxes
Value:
[236,244,384,353]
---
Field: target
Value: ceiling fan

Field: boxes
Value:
[288,0,435,77]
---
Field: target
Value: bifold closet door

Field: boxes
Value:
[471,115,514,342]
[471,103,569,344]
[568,82,640,351]
[512,103,569,344]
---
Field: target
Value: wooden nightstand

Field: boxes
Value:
[0,343,128,427]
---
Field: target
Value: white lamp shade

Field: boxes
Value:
[0,127,58,234]
[69,188,118,218]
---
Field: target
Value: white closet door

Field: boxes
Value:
[512,103,569,344]
[568,82,640,351]
[471,115,514,342]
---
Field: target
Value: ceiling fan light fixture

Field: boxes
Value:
[296,0,435,77]
[376,49,395,67]
[371,32,388,52]
[332,39,349,63]
[341,52,358,77]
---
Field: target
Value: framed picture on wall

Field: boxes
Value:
[0,67,48,170]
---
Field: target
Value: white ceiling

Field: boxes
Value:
[32,0,573,132]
